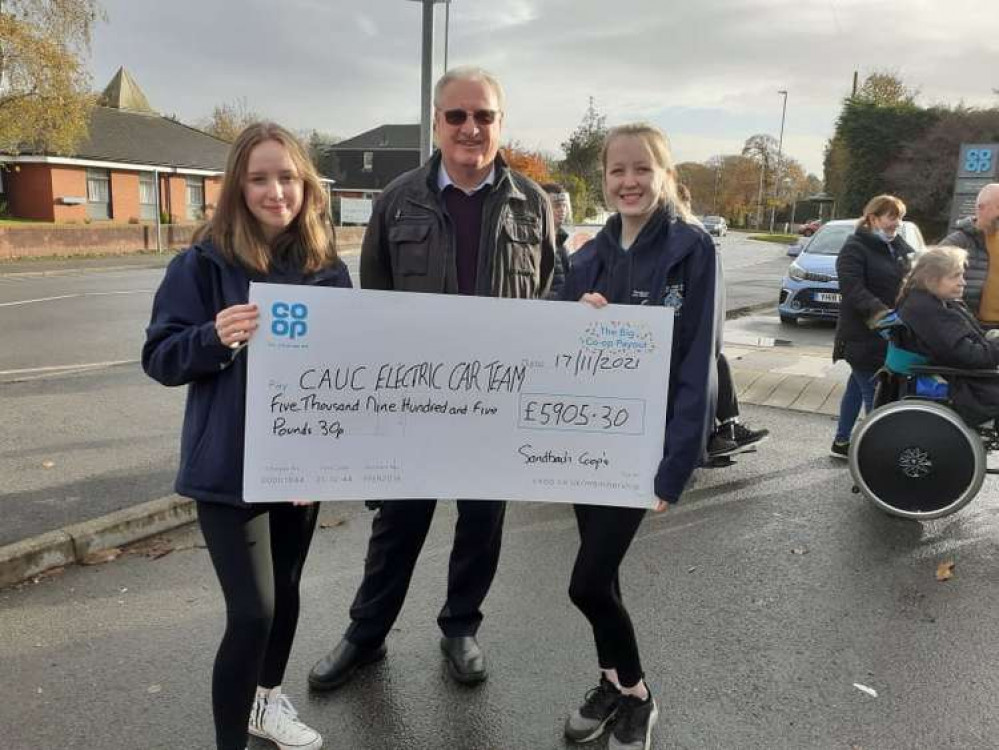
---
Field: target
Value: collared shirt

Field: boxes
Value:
[437,162,495,195]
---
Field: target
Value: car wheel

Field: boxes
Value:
[779,313,797,326]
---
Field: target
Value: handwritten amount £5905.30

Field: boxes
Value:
[521,399,630,431]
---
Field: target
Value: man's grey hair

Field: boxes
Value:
[433,66,506,112]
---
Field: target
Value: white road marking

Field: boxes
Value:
[0,290,153,307]
[0,359,138,377]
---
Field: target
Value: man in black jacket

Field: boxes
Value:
[308,67,555,692]
[944,183,999,325]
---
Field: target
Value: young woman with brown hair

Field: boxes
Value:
[143,122,350,750]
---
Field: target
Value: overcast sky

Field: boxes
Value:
[90,0,998,176]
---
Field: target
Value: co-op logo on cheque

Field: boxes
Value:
[271,301,309,340]
[580,320,656,355]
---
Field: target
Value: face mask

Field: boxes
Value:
[874,228,896,242]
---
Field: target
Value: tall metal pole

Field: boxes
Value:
[408,0,446,163]
[444,0,451,72]
[418,0,435,164]
[769,89,788,233]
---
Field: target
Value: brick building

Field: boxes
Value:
[0,68,229,224]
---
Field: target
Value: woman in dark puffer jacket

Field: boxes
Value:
[831,194,915,458]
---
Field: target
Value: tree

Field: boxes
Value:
[675,161,714,214]
[200,97,261,143]
[886,106,999,239]
[559,97,607,220]
[855,70,918,107]
[302,129,340,166]
[0,0,103,154]
[823,72,937,218]
[741,134,779,226]
[501,142,551,184]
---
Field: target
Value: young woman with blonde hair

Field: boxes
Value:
[561,123,719,750]
[143,122,350,750]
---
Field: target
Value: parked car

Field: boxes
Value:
[778,218,926,325]
[702,215,728,237]
[798,219,823,236]
[786,237,809,258]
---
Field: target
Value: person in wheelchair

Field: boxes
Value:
[895,245,999,427]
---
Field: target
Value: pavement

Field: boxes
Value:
[0,239,843,589]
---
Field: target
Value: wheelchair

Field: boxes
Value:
[848,323,999,520]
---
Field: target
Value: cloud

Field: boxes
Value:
[90,0,999,177]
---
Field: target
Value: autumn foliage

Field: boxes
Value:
[501,145,552,185]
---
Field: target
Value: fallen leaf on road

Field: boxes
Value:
[41,460,55,469]
[80,548,121,566]
[320,517,346,529]
[853,683,878,698]
[126,538,176,560]
[936,560,955,582]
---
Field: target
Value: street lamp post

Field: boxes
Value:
[408,0,448,164]
[768,89,788,233]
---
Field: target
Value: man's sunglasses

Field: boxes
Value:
[440,108,499,126]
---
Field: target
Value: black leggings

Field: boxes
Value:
[568,504,647,688]
[197,501,319,750]
[717,352,739,424]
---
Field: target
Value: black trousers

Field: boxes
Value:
[569,503,647,688]
[197,501,319,750]
[717,352,739,424]
[345,499,506,647]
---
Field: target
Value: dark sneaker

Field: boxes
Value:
[707,428,739,458]
[731,421,769,449]
[830,439,849,460]
[564,677,622,743]
[608,694,659,750]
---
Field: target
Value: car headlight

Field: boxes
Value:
[788,262,806,282]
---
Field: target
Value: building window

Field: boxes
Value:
[86,168,111,220]
[186,176,205,221]
[362,151,374,172]
[139,173,157,221]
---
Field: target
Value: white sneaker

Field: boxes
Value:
[248,688,323,750]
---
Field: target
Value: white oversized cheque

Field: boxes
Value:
[243,283,673,508]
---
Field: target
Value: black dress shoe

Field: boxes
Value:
[308,638,386,691]
[440,635,487,684]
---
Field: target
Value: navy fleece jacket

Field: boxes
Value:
[562,208,719,503]
[142,241,352,506]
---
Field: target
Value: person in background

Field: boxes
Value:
[561,124,718,750]
[896,245,999,426]
[543,182,573,299]
[143,122,350,750]
[673,184,769,461]
[831,194,914,458]
[944,183,999,326]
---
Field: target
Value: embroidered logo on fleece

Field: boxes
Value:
[660,283,685,315]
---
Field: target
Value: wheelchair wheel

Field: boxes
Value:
[849,401,986,519]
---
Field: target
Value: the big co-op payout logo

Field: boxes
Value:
[270,301,310,348]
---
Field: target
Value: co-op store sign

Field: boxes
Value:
[951,143,999,227]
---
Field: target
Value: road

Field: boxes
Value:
[3,405,999,749]
[0,235,792,546]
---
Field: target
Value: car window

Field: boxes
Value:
[802,224,853,255]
